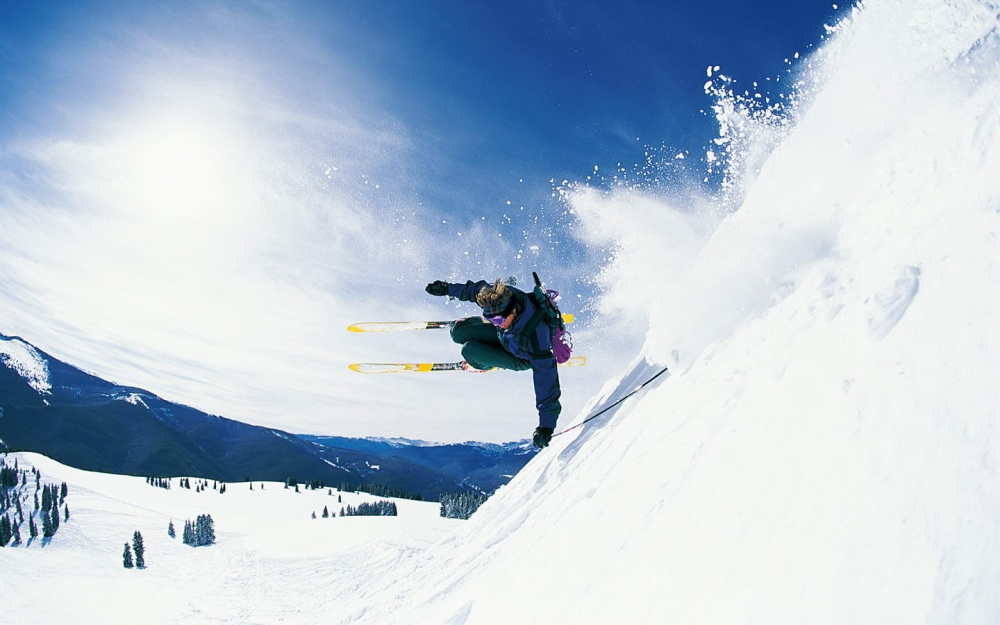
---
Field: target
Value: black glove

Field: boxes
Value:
[425,280,448,297]
[533,427,553,449]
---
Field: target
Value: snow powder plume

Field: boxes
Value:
[0,335,52,394]
[332,0,1000,622]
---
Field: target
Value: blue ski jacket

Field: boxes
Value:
[445,280,561,429]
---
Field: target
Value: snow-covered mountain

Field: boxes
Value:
[304,435,537,493]
[0,332,530,498]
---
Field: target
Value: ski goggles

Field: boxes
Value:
[484,313,507,326]
[483,300,516,326]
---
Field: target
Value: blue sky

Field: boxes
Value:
[0,0,844,441]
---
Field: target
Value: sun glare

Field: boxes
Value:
[85,107,263,285]
[115,114,245,227]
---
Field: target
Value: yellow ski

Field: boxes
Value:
[348,314,574,333]
[349,356,586,373]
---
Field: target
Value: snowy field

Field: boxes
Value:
[0,452,459,623]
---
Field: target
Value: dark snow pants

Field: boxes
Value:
[450,318,531,371]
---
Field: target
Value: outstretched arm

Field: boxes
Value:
[436,280,490,303]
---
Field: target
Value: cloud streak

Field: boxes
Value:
[0,1,618,442]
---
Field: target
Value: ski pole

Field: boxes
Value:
[554,366,670,438]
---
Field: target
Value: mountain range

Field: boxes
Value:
[0,332,536,500]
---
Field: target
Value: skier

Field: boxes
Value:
[425,278,561,448]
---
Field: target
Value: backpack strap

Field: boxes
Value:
[519,294,551,358]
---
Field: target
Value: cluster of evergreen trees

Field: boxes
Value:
[263,477,421,503]
[123,531,145,568]
[0,458,70,546]
[38,483,67,538]
[439,491,489,520]
[337,500,398,517]
[0,514,19,545]
[337,482,423,501]
[146,477,171,489]
[0,461,21,489]
[181,514,216,547]
[175,477,227,494]
[285,477,347,493]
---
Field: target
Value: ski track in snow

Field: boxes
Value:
[865,264,921,341]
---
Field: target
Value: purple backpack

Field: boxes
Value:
[535,287,573,364]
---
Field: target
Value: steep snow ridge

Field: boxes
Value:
[339,1,1000,622]
[0,334,52,394]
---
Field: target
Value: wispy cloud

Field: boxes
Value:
[0,1,618,441]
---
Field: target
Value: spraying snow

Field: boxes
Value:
[334,0,1000,622]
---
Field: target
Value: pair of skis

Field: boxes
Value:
[347,316,584,373]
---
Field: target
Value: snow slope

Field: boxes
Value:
[0,453,457,623]
[4,0,1000,623]
[0,335,52,395]
[329,1,1000,623]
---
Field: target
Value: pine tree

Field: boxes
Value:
[0,515,10,547]
[200,514,216,545]
[311,511,316,519]
[41,486,51,513]
[123,543,134,568]
[168,521,176,539]
[133,531,145,568]
[322,506,329,518]
[42,508,53,537]
[60,482,68,503]
[183,515,216,547]
[28,516,37,539]
[64,504,70,521]
[11,518,21,545]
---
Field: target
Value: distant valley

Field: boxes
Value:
[0,332,536,500]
